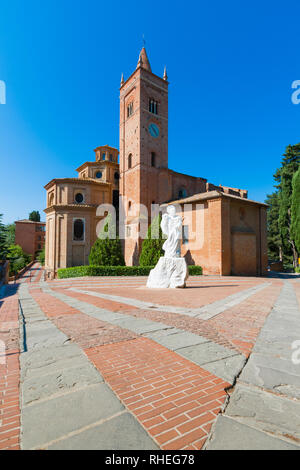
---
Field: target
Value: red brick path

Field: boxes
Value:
[55,280,282,357]
[0,288,21,450]
[85,337,230,450]
[29,289,138,349]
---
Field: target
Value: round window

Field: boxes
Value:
[114,172,119,180]
[95,171,102,179]
[75,193,84,203]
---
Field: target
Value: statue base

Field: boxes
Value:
[146,257,189,289]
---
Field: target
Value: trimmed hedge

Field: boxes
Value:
[188,266,203,275]
[57,265,202,279]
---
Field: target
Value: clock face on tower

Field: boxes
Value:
[148,123,159,138]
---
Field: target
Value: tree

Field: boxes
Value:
[265,192,282,261]
[7,244,32,276]
[139,214,165,266]
[5,223,15,246]
[275,143,300,268]
[0,214,7,259]
[29,210,41,222]
[89,214,125,266]
[291,167,300,261]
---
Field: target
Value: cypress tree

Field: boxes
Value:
[265,192,282,261]
[291,167,300,263]
[275,143,300,267]
[139,214,165,266]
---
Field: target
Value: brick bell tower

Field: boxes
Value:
[119,47,169,265]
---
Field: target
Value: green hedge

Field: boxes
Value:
[57,265,202,279]
[295,267,300,273]
[188,266,203,275]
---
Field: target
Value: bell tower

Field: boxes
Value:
[119,47,169,264]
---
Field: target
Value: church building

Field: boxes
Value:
[44,47,268,278]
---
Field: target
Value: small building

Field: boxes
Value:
[15,220,46,258]
[170,191,268,276]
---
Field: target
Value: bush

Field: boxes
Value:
[7,244,32,275]
[57,264,203,279]
[139,214,165,266]
[57,265,153,278]
[89,214,125,266]
[188,265,203,275]
[295,267,300,273]
[36,247,45,265]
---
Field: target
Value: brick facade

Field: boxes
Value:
[15,220,45,258]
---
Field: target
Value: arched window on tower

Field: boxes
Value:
[151,152,156,167]
[128,154,132,169]
[127,102,133,118]
[149,99,158,115]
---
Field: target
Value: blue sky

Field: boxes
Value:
[0,0,299,224]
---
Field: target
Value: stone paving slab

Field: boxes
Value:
[22,362,103,406]
[47,412,159,450]
[206,415,300,450]
[20,343,86,379]
[225,383,300,442]
[240,354,300,399]
[200,354,247,385]
[145,330,210,350]
[22,383,125,449]
[239,281,300,400]
[176,341,238,365]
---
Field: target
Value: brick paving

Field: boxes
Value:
[29,289,138,349]
[53,282,282,356]
[1,264,299,450]
[0,286,21,450]
[85,337,229,450]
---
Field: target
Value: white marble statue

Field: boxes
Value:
[161,205,182,258]
[147,205,188,288]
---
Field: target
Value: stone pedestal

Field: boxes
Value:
[147,257,188,289]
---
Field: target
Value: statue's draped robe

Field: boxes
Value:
[161,214,182,258]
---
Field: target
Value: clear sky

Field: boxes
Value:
[0,0,300,224]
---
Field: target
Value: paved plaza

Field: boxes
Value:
[0,264,300,450]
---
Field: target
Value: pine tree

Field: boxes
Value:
[89,214,125,266]
[275,143,300,268]
[291,167,300,263]
[5,223,15,246]
[29,210,41,222]
[139,214,165,266]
